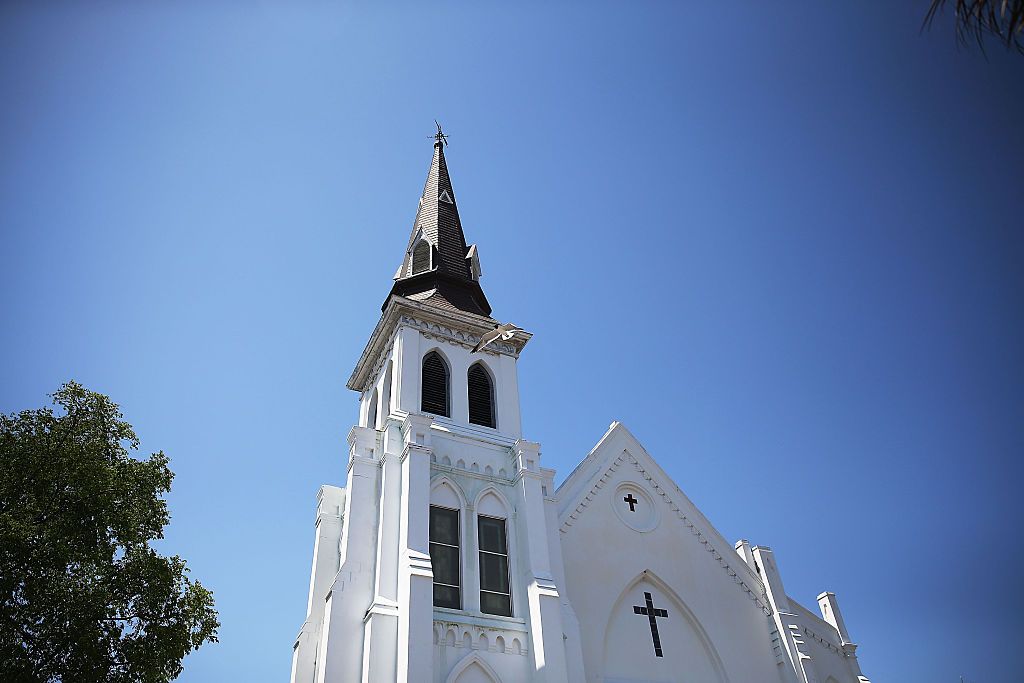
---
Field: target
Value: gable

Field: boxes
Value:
[555,422,782,682]
[556,422,770,615]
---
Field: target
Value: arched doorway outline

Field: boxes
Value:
[602,569,730,683]
[445,652,501,683]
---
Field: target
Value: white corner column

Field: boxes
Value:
[396,413,435,682]
[817,591,870,682]
[393,326,422,415]
[291,486,346,683]
[360,422,405,682]
[752,545,816,683]
[315,427,380,683]
[513,439,569,683]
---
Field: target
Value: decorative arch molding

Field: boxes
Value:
[411,238,433,275]
[473,484,513,519]
[467,356,498,381]
[422,345,454,370]
[431,474,470,510]
[380,360,393,423]
[445,653,502,683]
[603,569,730,683]
[366,387,379,429]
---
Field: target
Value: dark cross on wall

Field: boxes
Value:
[623,493,639,512]
[633,592,669,657]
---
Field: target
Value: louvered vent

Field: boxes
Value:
[467,363,495,428]
[412,240,431,275]
[421,352,449,417]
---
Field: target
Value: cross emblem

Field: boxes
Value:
[623,493,639,512]
[633,592,669,657]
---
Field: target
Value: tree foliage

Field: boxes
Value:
[0,382,219,683]
[926,0,1024,53]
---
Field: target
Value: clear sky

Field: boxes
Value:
[2,2,1022,682]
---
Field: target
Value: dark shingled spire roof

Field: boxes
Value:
[385,133,492,317]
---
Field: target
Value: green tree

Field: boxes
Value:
[0,382,218,683]
[927,0,1024,53]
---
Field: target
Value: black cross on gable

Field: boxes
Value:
[633,592,669,657]
[623,493,638,512]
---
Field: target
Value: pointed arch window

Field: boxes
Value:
[380,361,392,427]
[412,240,431,275]
[421,351,450,417]
[478,515,511,616]
[429,505,461,609]
[467,363,495,428]
[367,387,379,430]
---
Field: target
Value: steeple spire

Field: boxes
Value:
[386,126,491,317]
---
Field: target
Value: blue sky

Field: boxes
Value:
[2,2,1022,682]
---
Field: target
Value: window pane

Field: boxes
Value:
[430,507,459,546]
[433,583,460,610]
[480,591,512,617]
[477,516,507,553]
[479,552,509,594]
[430,543,460,587]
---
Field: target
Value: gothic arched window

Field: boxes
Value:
[380,361,392,426]
[467,363,495,428]
[412,240,431,275]
[367,387,379,430]
[478,514,511,616]
[429,505,461,609]
[421,351,450,417]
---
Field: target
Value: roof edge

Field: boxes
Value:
[555,421,766,597]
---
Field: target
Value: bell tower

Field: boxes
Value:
[290,129,584,683]
[348,128,527,440]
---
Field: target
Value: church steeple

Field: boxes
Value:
[385,126,492,317]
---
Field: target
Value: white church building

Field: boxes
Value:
[289,131,872,683]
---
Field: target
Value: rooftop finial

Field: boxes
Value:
[433,120,448,147]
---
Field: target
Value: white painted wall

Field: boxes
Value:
[292,305,870,683]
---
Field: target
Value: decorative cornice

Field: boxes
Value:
[430,461,514,484]
[404,549,434,578]
[432,619,530,657]
[400,443,432,464]
[362,598,400,624]
[560,450,772,616]
[347,453,377,474]
[433,615,528,634]
[403,314,519,355]
[512,469,546,485]
[347,296,532,393]
[801,624,844,656]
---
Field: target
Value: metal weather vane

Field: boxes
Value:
[433,120,448,146]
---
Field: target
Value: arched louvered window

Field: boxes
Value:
[467,363,495,428]
[421,351,450,417]
[412,240,431,275]
[380,361,392,426]
[367,387,379,429]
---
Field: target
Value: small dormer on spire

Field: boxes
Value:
[386,125,492,317]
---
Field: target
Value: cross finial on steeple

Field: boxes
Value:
[433,120,448,147]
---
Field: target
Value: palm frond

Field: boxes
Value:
[925,0,1024,54]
